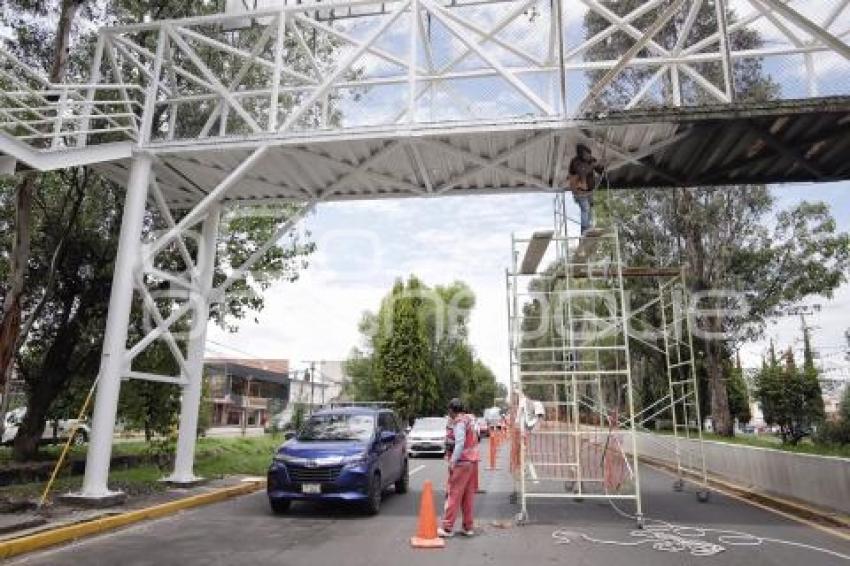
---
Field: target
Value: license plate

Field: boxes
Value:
[301,483,321,494]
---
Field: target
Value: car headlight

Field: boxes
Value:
[274,453,309,465]
[341,453,367,466]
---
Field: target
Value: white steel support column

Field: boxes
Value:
[79,153,152,499]
[166,205,221,485]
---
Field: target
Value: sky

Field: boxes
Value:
[205,181,850,385]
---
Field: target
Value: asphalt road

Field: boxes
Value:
[10,439,850,566]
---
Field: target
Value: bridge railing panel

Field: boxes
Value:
[0,47,139,151]
[2,0,849,153]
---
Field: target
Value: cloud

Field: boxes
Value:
[205,193,556,383]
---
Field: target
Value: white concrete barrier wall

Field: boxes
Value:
[634,432,850,516]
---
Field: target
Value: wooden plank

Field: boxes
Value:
[520,230,553,275]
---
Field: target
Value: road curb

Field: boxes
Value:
[0,479,266,560]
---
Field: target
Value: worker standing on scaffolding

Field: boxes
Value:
[568,143,604,235]
[439,398,480,538]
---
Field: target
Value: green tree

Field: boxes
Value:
[840,385,850,426]
[374,278,439,421]
[344,347,379,402]
[347,276,499,420]
[817,385,850,446]
[1,0,320,460]
[196,377,213,438]
[584,4,849,436]
[757,341,824,445]
[290,402,307,433]
[464,361,499,415]
[799,317,825,428]
[727,354,751,427]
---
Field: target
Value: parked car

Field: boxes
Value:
[267,406,408,515]
[476,417,489,438]
[406,416,448,457]
[1,407,90,446]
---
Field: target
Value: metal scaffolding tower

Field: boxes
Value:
[508,193,643,526]
[620,268,709,500]
[508,192,710,525]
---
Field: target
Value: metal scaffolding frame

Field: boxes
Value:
[507,192,709,525]
[508,194,643,526]
[625,270,709,499]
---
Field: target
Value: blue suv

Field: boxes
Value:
[267,406,408,515]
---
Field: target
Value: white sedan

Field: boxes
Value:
[406,417,448,457]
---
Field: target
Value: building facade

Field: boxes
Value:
[204,358,289,428]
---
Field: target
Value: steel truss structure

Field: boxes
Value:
[2,0,850,191]
[507,192,708,524]
[0,0,848,501]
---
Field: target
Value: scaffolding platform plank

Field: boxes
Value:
[520,230,554,275]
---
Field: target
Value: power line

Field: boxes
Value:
[205,338,270,361]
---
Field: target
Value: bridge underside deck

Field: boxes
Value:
[88,97,850,208]
[92,97,850,207]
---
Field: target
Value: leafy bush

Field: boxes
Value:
[814,420,850,446]
[145,432,177,471]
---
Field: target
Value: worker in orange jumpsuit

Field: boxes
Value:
[438,398,480,537]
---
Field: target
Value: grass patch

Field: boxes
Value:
[702,432,850,458]
[194,434,283,478]
[1,434,285,502]
[654,429,850,458]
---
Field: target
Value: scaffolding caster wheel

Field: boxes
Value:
[515,511,529,525]
[697,489,710,503]
[673,479,684,492]
[635,515,645,530]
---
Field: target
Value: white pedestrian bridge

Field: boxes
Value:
[1,0,849,502]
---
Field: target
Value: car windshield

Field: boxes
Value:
[412,417,446,432]
[298,414,375,442]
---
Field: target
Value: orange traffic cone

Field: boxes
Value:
[410,480,445,549]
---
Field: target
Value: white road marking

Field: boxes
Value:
[409,465,426,476]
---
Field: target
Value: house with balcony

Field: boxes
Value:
[204,358,289,429]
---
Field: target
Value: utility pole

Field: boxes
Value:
[308,362,315,414]
[242,376,251,437]
[301,360,325,414]
[320,362,326,405]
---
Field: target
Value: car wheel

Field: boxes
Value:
[364,473,382,515]
[395,460,409,494]
[270,498,291,514]
[72,430,88,446]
